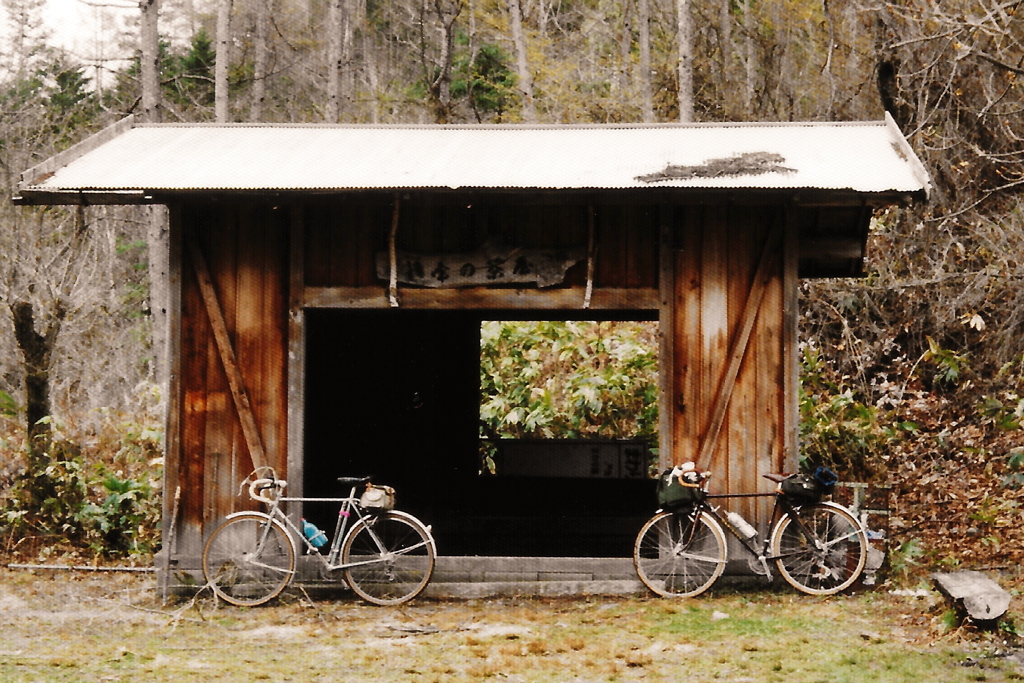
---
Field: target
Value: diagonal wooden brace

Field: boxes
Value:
[698,220,784,471]
[188,236,268,472]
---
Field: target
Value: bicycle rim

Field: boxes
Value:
[633,510,726,598]
[771,503,867,595]
[342,512,436,606]
[202,514,295,606]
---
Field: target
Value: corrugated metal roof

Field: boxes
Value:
[16,114,930,203]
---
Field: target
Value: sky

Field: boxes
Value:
[4,0,196,85]
[41,0,138,82]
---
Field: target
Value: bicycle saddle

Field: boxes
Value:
[762,473,794,483]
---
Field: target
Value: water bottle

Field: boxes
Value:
[726,511,758,540]
[302,518,328,549]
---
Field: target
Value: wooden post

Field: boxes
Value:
[658,205,676,470]
[287,206,306,504]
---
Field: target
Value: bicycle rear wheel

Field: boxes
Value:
[770,502,867,595]
[202,513,296,606]
[341,511,436,606]
[633,509,727,598]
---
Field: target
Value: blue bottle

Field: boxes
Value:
[301,518,328,549]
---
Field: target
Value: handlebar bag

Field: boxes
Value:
[656,469,705,509]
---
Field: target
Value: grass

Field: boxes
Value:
[0,568,1022,682]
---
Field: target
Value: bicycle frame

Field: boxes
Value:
[635,467,868,598]
[248,482,432,574]
[683,491,843,580]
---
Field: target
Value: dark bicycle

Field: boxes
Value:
[633,464,867,598]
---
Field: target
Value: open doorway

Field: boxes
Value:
[304,309,658,557]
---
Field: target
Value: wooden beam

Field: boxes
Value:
[187,236,268,472]
[697,218,784,471]
[286,205,306,499]
[162,205,185,561]
[657,205,675,471]
[302,286,659,310]
[782,210,800,469]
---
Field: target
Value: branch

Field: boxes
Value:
[972,50,1024,76]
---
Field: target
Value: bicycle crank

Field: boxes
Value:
[747,553,770,576]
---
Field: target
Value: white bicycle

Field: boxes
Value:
[202,468,436,606]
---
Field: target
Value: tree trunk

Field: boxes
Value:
[251,0,269,121]
[216,0,232,122]
[10,301,65,456]
[618,0,632,95]
[420,0,462,123]
[341,0,356,116]
[509,0,536,121]
[327,0,343,121]
[637,0,653,122]
[677,0,694,122]
[139,0,170,438]
[139,0,162,122]
[743,0,755,113]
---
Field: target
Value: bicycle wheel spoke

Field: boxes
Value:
[771,503,866,595]
[202,514,295,606]
[634,511,726,598]
[342,512,435,606]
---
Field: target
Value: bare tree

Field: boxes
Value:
[509,0,536,121]
[418,0,463,123]
[677,0,693,121]
[138,0,171,439]
[326,0,344,121]
[250,0,269,121]
[140,0,162,122]
[637,0,654,122]
[215,0,232,121]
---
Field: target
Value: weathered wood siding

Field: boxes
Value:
[165,196,798,560]
[302,199,658,301]
[671,205,796,526]
[167,202,291,557]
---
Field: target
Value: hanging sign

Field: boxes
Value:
[376,241,584,288]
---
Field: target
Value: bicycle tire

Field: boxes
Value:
[202,513,296,606]
[633,509,727,598]
[341,511,436,606]
[770,502,867,595]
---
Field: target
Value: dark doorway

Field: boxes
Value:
[304,309,657,557]
[303,309,481,540]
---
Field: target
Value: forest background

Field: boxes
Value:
[0,0,1022,583]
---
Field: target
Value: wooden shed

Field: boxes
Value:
[16,115,929,590]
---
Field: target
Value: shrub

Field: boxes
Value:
[798,343,905,478]
[0,411,162,560]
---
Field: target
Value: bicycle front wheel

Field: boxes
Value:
[202,513,296,606]
[770,502,867,595]
[633,509,727,598]
[341,511,436,606]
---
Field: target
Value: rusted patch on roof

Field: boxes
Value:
[637,151,796,183]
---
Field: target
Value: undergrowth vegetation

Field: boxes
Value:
[0,392,163,563]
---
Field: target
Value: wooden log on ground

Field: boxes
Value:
[932,570,1011,623]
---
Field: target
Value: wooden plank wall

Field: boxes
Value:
[165,196,799,559]
[168,202,290,557]
[671,205,796,527]
[303,199,658,292]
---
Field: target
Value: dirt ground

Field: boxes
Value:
[1,567,1023,683]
